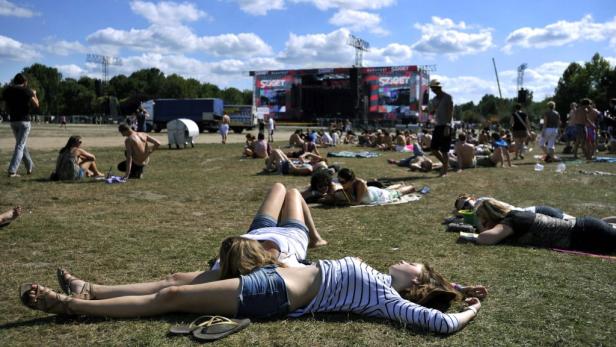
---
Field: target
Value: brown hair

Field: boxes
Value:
[399,263,462,312]
[218,236,284,280]
[118,124,131,133]
[475,198,512,225]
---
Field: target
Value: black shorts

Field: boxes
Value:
[117,161,145,178]
[431,125,452,153]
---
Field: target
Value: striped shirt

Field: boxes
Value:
[289,257,461,334]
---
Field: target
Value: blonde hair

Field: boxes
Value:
[547,101,556,109]
[218,236,284,279]
[475,198,512,225]
[399,263,462,312]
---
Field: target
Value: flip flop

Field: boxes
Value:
[190,316,250,341]
[169,315,224,335]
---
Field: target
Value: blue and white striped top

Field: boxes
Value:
[288,257,461,334]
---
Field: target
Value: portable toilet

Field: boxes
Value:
[167,118,199,149]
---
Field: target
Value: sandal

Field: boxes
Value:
[19,283,75,315]
[57,268,93,299]
[169,315,250,341]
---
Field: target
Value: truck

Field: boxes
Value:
[223,104,257,134]
[148,98,256,133]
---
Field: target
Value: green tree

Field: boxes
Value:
[58,79,96,115]
[21,64,62,115]
[221,87,243,104]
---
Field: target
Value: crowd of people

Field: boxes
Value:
[3,72,616,341]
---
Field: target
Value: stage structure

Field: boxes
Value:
[250,65,431,124]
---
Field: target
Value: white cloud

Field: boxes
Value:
[278,28,354,66]
[0,0,39,17]
[503,15,616,53]
[87,25,272,57]
[234,0,395,15]
[431,74,501,104]
[234,0,285,16]
[329,9,388,36]
[0,34,39,61]
[294,0,396,11]
[364,43,412,66]
[130,0,207,23]
[55,64,87,79]
[412,16,493,59]
[44,40,88,56]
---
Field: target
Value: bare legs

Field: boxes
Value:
[24,279,240,318]
[80,159,104,177]
[0,206,22,226]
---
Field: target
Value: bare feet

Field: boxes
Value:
[20,283,74,315]
[309,239,328,248]
[57,268,94,299]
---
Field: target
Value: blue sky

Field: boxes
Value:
[1,0,615,103]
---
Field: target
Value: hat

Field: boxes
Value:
[429,79,442,88]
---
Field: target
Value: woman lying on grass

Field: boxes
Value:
[453,194,574,220]
[265,149,329,176]
[20,187,486,334]
[471,198,616,254]
[326,168,416,205]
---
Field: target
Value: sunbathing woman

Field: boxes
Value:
[331,168,416,205]
[471,198,616,254]
[52,135,105,180]
[0,206,21,228]
[53,183,327,299]
[265,149,328,176]
[21,240,485,335]
[453,194,574,220]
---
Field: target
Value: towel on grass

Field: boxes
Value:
[593,156,616,163]
[350,193,423,207]
[327,151,380,158]
[105,175,127,184]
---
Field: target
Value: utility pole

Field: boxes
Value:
[492,58,503,98]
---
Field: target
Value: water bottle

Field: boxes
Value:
[534,163,544,171]
[555,162,566,173]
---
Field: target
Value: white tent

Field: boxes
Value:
[167,118,199,149]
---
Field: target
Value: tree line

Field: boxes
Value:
[0,64,252,116]
[455,53,615,127]
[1,53,614,124]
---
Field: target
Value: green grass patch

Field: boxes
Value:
[1,125,615,346]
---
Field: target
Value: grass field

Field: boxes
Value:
[1,124,615,346]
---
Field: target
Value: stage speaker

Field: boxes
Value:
[517,89,527,103]
[350,68,359,108]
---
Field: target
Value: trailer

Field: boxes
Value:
[151,98,224,133]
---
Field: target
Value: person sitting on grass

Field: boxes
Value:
[448,133,476,172]
[51,136,105,180]
[117,124,161,180]
[245,133,270,159]
[476,133,512,168]
[469,198,616,255]
[0,206,21,228]
[301,170,342,203]
[323,168,416,206]
[242,133,256,157]
[22,241,486,335]
[289,129,305,148]
[265,149,328,176]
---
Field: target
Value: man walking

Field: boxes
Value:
[428,79,453,176]
[511,104,530,160]
[541,101,561,162]
[3,73,38,177]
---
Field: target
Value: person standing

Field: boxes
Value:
[570,99,591,159]
[220,113,230,144]
[136,106,148,132]
[541,101,561,162]
[3,73,39,177]
[268,114,275,142]
[428,79,453,176]
[510,104,530,160]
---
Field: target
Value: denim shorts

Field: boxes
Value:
[247,214,309,235]
[236,265,290,319]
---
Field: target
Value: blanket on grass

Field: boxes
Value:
[327,151,380,158]
[552,248,616,261]
[350,193,423,207]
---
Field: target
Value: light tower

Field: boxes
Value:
[347,34,370,67]
[86,54,123,86]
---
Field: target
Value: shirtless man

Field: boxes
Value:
[449,133,476,171]
[570,99,591,159]
[289,130,304,148]
[220,113,230,144]
[0,206,22,228]
[117,124,161,179]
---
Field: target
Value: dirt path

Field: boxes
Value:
[0,123,295,150]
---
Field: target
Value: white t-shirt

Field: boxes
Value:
[211,226,308,269]
[268,118,275,131]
